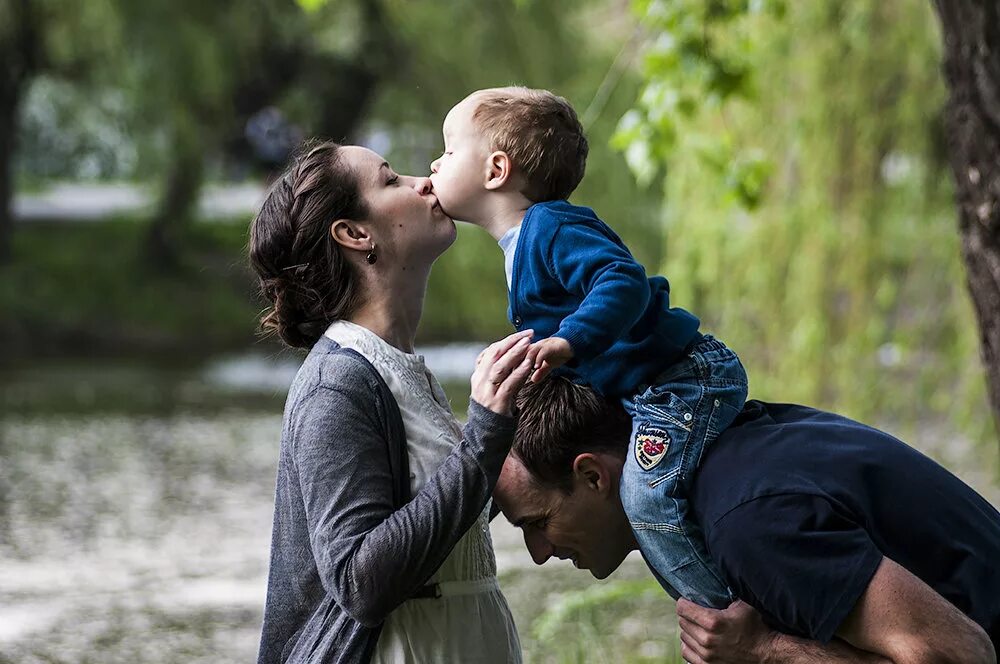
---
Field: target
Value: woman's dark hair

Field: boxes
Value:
[249,141,369,348]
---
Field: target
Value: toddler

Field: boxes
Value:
[430,87,747,608]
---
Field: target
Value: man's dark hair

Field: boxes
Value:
[513,377,631,493]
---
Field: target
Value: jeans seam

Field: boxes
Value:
[702,378,748,388]
[676,382,707,484]
[642,404,692,431]
[648,469,678,488]
[630,521,684,533]
[673,504,732,598]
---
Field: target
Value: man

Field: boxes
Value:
[494,378,1000,663]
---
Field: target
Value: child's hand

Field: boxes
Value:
[528,337,574,383]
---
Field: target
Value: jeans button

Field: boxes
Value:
[684,413,693,422]
[514,316,522,326]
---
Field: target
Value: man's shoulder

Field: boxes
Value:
[690,401,879,525]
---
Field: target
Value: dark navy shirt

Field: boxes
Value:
[690,401,1000,646]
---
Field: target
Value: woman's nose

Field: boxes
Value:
[524,529,554,566]
[411,176,433,195]
[430,158,440,173]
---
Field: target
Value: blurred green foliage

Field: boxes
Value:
[0,219,257,359]
[10,0,661,345]
[6,0,993,441]
[2,1,998,660]
[615,0,990,440]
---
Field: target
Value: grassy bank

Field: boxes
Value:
[0,218,516,362]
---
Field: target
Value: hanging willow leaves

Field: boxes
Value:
[618,0,989,440]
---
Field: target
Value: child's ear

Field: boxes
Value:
[484,151,514,190]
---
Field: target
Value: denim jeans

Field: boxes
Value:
[620,335,748,608]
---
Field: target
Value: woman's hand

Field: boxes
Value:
[471,330,534,417]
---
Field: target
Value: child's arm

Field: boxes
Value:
[528,337,573,383]
[537,221,650,375]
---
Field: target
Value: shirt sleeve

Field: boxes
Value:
[707,493,884,643]
[546,221,650,361]
[290,380,515,627]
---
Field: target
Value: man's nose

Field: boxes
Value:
[523,529,554,566]
[410,176,432,195]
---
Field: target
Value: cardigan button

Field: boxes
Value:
[513,317,522,327]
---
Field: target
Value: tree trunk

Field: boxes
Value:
[0,0,41,266]
[145,119,204,271]
[932,0,1000,442]
[0,90,17,265]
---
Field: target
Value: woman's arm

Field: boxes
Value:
[293,332,532,627]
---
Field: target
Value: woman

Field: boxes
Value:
[249,141,532,663]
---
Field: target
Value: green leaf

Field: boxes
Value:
[295,0,329,13]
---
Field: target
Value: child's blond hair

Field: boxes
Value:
[471,86,588,202]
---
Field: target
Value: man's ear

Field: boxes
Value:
[484,151,515,191]
[571,453,612,496]
[330,219,371,252]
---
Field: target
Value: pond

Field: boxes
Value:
[1,349,996,663]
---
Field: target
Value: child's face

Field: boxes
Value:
[430,95,491,224]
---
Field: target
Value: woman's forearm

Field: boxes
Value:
[342,402,514,621]
[294,380,514,627]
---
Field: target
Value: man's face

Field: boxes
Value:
[493,453,635,579]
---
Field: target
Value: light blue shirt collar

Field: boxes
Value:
[497,224,522,291]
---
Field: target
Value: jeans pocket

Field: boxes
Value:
[641,389,696,431]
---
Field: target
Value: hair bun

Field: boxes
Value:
[249,140,368,350]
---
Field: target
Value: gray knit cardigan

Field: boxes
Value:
[257,336,517,663]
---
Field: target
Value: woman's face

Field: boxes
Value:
[341,146,457,268]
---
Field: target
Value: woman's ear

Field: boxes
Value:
[330,220,371,252]
[484,151,515,191]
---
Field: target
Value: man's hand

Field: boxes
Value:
[527,337,574,383]
[676,557,999,664]
[677,598,774,664]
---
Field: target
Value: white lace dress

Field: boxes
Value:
[324,321,522,663]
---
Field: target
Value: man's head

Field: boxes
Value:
[493,377,637,578]
[430,86,588,222]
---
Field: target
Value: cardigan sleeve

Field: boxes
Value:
[547,221,651,360]
[288,366,515,628]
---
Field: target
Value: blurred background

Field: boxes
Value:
[1,0,998,662]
